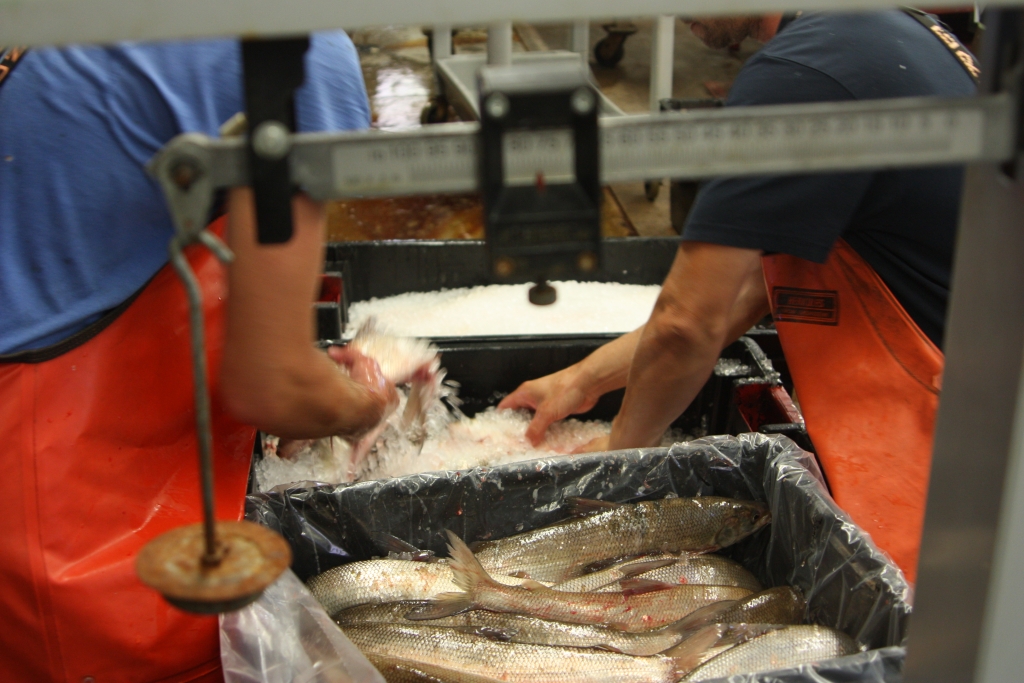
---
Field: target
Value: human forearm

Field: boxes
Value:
[219,189,391,438]
[609,313,723,449]
[723,263,771,345]
[575,326,644,397]
[607,242,763,450]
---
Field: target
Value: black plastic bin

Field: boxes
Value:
[247,434,907,683]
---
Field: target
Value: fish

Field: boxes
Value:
[306,559,544,616]
[663,623,789,675]
[551,556,682,593]
[407,532,751,632]
[471,496,771,582]
[336,601,706,656]
[578,554,762,593]
[683,625,858,680]
[671,586,805,632]
[342,623,688,683]
[368,654,506,683]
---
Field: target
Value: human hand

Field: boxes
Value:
[497,366,599,446]
[572,435,611,454]
[327,345,399,437]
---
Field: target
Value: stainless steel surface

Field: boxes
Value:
[0,0,992,47]
[435,51,625,121]
[433,24,452,60]
[488,20,513,66]
[650,15,675,112]
[150,93,1016,204]
[977,366,1024,682]
[571,20,590,56]
[903,162,1024,683]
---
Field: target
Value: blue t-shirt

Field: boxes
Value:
[0,34,370,354]
[683,11,977,348]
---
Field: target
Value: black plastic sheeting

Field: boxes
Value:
[246,434,910,683]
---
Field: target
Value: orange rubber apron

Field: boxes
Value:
[762,239,943,583]
[0,216,255,683]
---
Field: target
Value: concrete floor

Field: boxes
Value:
[342,20,761,239]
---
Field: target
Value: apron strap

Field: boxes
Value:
[902,7,981,84]
[0,46,27,89]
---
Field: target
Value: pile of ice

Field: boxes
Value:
[256,403,689,492]
[345,281,662,338]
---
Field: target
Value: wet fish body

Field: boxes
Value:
[343,623,685,683]
[306,559,538,616]
[412,533,751,632]
[683,625,858,681]
[369,654,506,683]
[336,602,698,656]
[473,497,770,582]
[674,586,805,633]
[552,556,681,593]
[582,554,762,593]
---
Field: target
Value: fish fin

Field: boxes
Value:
[566,497,622,517]
[520,579,549,591]
[619,579,676,597]
[445,530,501,593]
[662,623,727,658]
[377,533,438,563]
[404,592,474,620]
[454,625,516,642]
[666,600,739,634]
[621,557,679,578]
[507,570,531,579]
[718,622,786,646]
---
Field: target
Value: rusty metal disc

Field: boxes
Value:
[136,520,291,614]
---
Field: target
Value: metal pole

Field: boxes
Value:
[904,11,1024,683]
[488,20,513,66]
[433,23,452,60]
[650,15,674,111]
[571,20,590,57]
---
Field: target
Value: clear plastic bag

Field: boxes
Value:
[219,569,385,683]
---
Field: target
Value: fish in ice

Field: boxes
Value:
[472,496,771,582]
[570,554,762,593]
[306,559,543,616]
[343,623,689,683]
[683,625,858,681]
[408,532,751,632]
[336,601,705,656]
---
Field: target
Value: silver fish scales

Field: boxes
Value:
[336,602,698,656]
[473,497,770,583]
[307,559,541,616]
[683,625,858,681]
[564,554,762,594]
[343,623,685,683]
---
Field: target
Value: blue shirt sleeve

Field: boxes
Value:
[0,32,370,354]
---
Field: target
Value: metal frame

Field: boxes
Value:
[0,0,988,46]
[8,0,1024,679]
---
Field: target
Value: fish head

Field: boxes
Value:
[712,500,771,548]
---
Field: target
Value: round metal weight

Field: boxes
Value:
[136,520,292,614]
[528,281,557,306]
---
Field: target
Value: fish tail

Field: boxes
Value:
[404,591,475,620]
[445,530,501,593]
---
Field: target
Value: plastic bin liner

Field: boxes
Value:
[245,434,911,683]
[219,569,385,683]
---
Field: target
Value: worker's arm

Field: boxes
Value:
[219,188,396,439]
[498,326,644,445]
[606,242,763,449]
